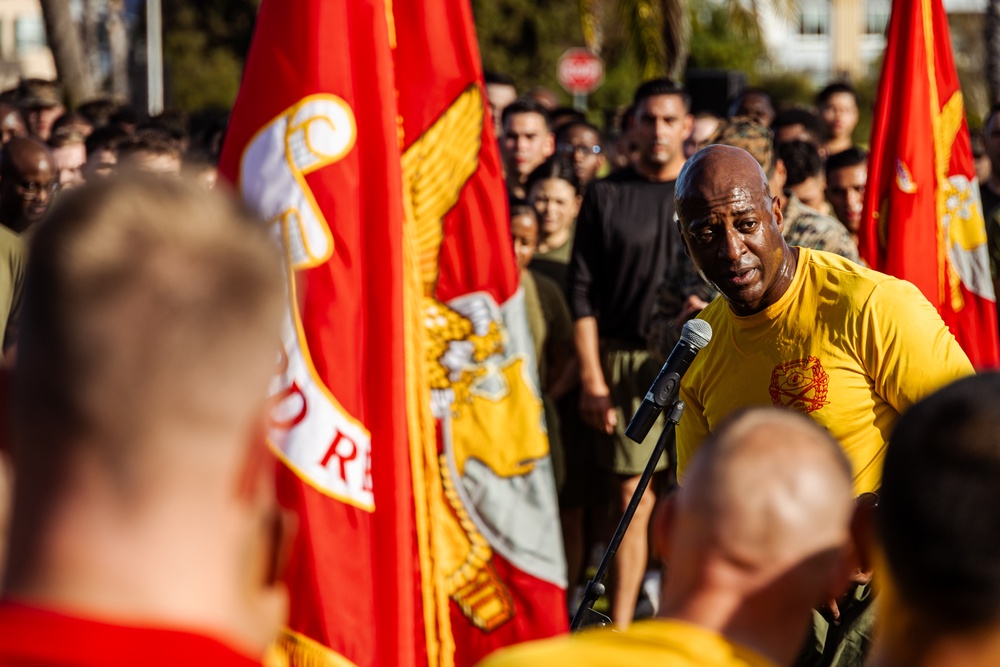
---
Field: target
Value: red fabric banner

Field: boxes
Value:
[392,2,568,665]
[859,0,1000,368]
[219,1,567,666]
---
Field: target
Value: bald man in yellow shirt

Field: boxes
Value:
[671,145,973,667]
[477,408,856,667]
[673,146,973,495]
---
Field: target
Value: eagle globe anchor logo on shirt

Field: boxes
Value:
[768,357,830,414]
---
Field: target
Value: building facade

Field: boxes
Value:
[760,0,986,84]
[0,0,55,89]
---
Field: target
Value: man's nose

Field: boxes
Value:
[849,191,864,211]
[719,228,746,261]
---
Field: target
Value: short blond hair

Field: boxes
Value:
[13,174,283,492]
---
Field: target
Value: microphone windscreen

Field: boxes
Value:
[680,319,713,350]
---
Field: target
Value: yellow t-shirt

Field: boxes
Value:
[677,248,974,494]
[476,619,778,667]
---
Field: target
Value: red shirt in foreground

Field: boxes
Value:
[0,603,263,667]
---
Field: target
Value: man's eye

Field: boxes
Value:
[737,220,757,232]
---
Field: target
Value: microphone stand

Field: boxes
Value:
[569,399,685,631]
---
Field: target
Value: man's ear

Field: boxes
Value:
[848,493,878,585]
[543,131,555,158]
[675,216,691,258]
[651,493,677,562]
[772,195,785,234]
[236,414,275,503]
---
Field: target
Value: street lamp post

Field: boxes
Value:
[147,0,163,116]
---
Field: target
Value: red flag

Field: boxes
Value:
[859,0,1000,368]
[392,2,568,665]
[219,1,567,666]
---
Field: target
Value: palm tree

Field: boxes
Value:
[580,0,798,80]
[38,0,97,105]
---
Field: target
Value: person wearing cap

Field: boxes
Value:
[17,79,65,142]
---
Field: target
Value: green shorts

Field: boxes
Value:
[593,343,669,476]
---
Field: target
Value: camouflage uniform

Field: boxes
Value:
[783,194,861,263]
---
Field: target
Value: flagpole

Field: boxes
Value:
[147,0,164,116]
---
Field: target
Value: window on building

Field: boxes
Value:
[866,0,891,35]
[799,2,829,36]
[15,16,46,53]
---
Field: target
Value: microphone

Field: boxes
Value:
[625,319,713,443]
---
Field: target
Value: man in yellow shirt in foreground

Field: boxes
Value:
[477,408,855,667]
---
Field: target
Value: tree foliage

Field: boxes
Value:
[472,0,584,100]
[686,4,766,72]
[161,0,259,111]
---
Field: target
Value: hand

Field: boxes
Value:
[580,383,617,435]
[678,294,709,325]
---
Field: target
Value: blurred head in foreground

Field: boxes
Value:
[873,373,1000,667]
[2,174,289,660]
[655,408,855,665]
[478,407,855,667]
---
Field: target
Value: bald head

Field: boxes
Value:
[655,408,854,665]
[0,137,57,232]
[675,144,770,222]
[678,409,854,570]
[1,136,55,177]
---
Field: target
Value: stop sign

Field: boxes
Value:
[557,48,604,95]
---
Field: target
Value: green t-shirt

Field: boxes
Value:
[0,227,25,355]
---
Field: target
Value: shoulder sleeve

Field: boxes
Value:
[988,208,1000,278]
[566,186,603,320]
[3,233,25,352]
[859,278,975,413]
[534,272,574,348]
[676,355,710,487]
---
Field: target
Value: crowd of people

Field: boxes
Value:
[489,69,999,667]
[0,63,995,667]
